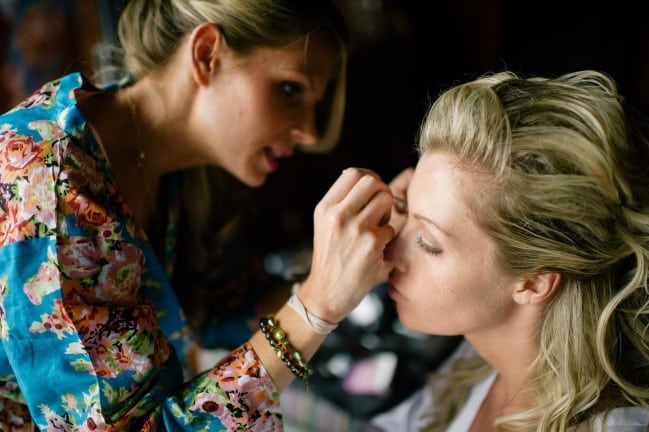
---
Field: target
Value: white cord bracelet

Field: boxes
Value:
[287,283,338,335]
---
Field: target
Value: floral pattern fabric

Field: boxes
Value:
[0,73,282,431]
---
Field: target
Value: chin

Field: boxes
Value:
[397,308,452,336]
[247,176,267,188]
[236,171,268,188]
[395,308,421,333]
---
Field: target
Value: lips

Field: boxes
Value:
[387,283,407,302]
[264,147,293,172]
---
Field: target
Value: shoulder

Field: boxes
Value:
[601,407,649,428]
[580,407,649,431]
[0,73,87,147]
[2,73,83,117]
[357,339,478,432]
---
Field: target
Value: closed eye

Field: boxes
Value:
[415,236,442,255]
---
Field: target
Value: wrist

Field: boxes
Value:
[251,303,326,391]
[288,283,338,335]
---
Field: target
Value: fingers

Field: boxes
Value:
[389,167,414,213]
[386,167,414,233]
[374,259,394,285]
[304,168,397,323]
[361,189,393,227]
[389,167,414,196]
[320,168,387,209]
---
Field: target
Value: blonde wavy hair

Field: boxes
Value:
[113,0,350,334]
[419,70,649,431]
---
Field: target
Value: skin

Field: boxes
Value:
[385,151,561,430]
[78,23,338,226]
[186,25,338,187]
[77,23,395,392]
[385,152,518,337]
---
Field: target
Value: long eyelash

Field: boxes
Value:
[415,236,442,255]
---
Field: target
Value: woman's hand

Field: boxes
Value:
[388,167,414,234]
[299,168,395,324]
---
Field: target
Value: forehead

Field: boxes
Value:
[243,32,340,74]
[411,152,469,205]
[411,152,485,232]
[412,152,500,257]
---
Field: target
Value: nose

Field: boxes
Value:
[384,229,407,273]
[291,109,318,147]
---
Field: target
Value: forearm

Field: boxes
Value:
[250,301,327,391]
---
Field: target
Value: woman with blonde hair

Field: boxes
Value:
[361,70,649,431]
[0,0,398,429]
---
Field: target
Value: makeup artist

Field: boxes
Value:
[0,0,400,429]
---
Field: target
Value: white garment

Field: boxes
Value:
[359,340,649,431]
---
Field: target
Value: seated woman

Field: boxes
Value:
[360,70,649,431]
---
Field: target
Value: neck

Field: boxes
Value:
[75,86,159,231]
[465,310,541,409]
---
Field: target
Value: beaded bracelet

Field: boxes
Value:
[259,314,314,384]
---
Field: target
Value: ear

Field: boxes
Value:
[189,22,223,87]
[512,271,562,305]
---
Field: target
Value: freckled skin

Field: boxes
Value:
[385,152,518,337]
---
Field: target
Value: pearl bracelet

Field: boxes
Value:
[259,314,314,384]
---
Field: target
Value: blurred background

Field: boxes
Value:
[1,0,647,429]
[1,1,647,249]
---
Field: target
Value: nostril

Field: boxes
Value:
[291,124,318,145]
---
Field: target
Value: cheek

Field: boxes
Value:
[398,259,503,334]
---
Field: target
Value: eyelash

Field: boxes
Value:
[415,236,442,255]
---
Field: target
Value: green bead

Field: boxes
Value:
[292,351,304,364]
[273,328,286,341]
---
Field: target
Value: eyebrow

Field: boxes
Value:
[413,213,453,239]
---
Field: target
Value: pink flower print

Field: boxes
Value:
[191,387,282,431]
[203,344,280,426]
[36,405,75,432]
[63,144,111,196]
[92,361,115,379]
[23,251,59,305]
[9,81,59,113]
[15,165,56,226]
[80,312,160,379]
[61,393,78,411]
[190,392,228,418]
[67,195,110,229]
[25,90,55,109]
[60,238,143,305]
[0,134,45,183]
[112,340,154,380]
[208,346,265,386]
[0,125,18,145]
[95,244,142,304]
[28,120,67,143]
[76,405,105,432]
[87,332,126,379]
[0,204,36,246]
[29,299,75,340]
[217,370,263,395]
[242,377,277,412]
[58,238,103,279]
